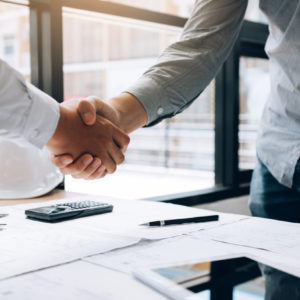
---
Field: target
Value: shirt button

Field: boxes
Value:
[31,128,40,138]
[157,107,164,115]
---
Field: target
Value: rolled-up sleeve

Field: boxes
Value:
[126,0,248,126]
[0,60,59,148]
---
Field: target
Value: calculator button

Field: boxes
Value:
[55,201,110,210]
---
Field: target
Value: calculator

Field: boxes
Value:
[25,200,113,222]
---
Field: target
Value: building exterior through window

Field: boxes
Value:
[0,0,269,199]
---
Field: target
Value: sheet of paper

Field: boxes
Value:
[0,197,244,280]
[0,199,140,280]
[65,197,247,240]
[83,235,244,275]
[0,260,167,300]
[85,233,300,278]
[245,249,300,278]
[197,217,300,259]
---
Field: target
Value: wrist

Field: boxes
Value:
[46,105,69,149]
[108,93,147,134]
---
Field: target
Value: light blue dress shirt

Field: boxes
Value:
[127,0,300,188]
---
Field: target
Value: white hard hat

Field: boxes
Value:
[0,138,63,199]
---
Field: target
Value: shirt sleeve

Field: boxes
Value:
[126,0,248,126]
[0,59,60,148]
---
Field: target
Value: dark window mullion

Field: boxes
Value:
[29,0,64,102]
[215,43,240,188]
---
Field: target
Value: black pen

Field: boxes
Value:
[140,215,219,227]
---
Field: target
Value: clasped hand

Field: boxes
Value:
[46,97,129,179]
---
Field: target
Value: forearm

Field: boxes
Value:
[125,0,248,127]
[46,105,70,152]
[108,93,148,134]
[0,59,59,148]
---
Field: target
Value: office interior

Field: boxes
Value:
[0,1,291,299]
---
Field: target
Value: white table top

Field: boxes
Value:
[0,190,299,299]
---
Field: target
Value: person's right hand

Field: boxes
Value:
[49,97,121,179]
[46,103,130,176]
[77,96,122,130]
[50,93,147,179]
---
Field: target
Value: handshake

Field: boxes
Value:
[46,94,139,180]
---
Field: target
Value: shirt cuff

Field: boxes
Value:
[22,82,60,148]
[125,76,180,127]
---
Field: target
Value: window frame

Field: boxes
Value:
[1,0,269,205]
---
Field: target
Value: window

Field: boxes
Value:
[0,2,30,80]
[4,35,15,55]
[63,8,215,199]
[0,0,268,204]
[245,0,267,24]
[239,57,269,170]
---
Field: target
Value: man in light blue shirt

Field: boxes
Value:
[54,1,300,297]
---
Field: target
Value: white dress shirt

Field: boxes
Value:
[0,59,62,198]
[0,59,59,148]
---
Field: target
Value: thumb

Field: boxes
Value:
[86,96,119,125]
[78,99,97,126]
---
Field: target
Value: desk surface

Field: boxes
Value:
[0,189,84,207]
[0,190,299,300]
[0,190,170,300]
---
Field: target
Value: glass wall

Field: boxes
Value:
[0,2,30,80]
[239,57,269,170]
[63,8,215,199]
[0,0,269,201]
[244,0,267,24]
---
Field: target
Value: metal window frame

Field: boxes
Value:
[1,0,269,205]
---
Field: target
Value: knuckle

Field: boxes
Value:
[59,168,69,175]
[76,160,87,172]
[117,154,125,165]
[51,157,63,168]
[108,164,117,174]
[89,168,104,180]
[102,137,111,146]
[124,135,130,145]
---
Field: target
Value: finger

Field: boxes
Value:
[49,153,74,168]
[78,100,97,126]
[72,158,102,179]
[107,142,125,165]
[112,129,130,153]
[87,166,108,180]
[85,165,106,180]
[86,96,118,124]
[99,152,117,174]
[59,154,93,175]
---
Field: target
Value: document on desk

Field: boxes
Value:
[0,197,246,280]
[198,217,300,259]
[0,260,167,300]
[83,235,244,275]
[246,248,300,278]
[79,198,247,240]
[0,200,140,280]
